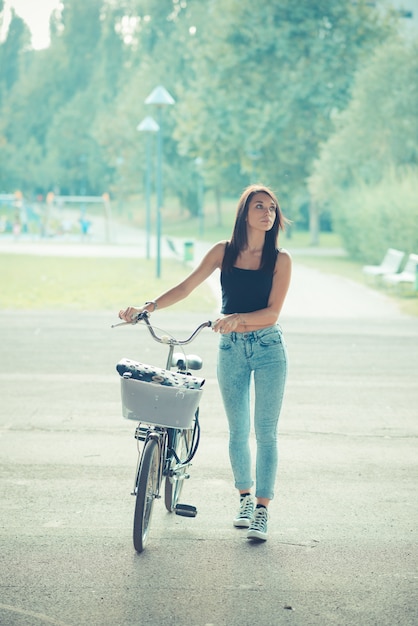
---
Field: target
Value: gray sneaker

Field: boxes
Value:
[247,506,268,541]
[233,495,254,528]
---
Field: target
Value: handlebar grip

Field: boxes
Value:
[111,310,149,328]
[133,311,150,322]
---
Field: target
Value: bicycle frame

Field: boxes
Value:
[113,312,211,552]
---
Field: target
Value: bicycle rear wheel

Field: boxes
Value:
[133,437,160,553]
[164,428,193,512]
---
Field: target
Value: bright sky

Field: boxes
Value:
[2,0,61,49]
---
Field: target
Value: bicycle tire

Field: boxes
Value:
[133,437,160,553]
[164,428,193,512]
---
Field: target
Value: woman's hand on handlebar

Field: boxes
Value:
[212,313,241,334]
[118,305,148,323]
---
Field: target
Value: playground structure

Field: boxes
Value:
[0,191,112,242]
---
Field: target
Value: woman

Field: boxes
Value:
[119,184,291,541]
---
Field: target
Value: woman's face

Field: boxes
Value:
[246,192,276,233]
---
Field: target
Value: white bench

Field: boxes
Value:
[383,253,418,289]
[363,248,405,278]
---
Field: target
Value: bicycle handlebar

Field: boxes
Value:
[112,311,212,345]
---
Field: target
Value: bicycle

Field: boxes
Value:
[112,311,211,553]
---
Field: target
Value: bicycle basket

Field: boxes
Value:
[116,358,205,429]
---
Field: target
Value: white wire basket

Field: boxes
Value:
[117,358,205,429]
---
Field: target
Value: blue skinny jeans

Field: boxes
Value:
[217,325,288,500]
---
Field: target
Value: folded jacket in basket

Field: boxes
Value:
[116,358,205,389]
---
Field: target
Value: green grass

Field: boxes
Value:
[1,208,417,316]
[0,254,217,313]
[2,248,416,316]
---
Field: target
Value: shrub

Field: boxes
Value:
[332,167,418,262]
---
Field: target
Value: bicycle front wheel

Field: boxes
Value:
[164,428,193,512]
[133,437,160,553]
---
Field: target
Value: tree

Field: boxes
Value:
[0,8,30,105]
[0,0,399,220]
[309,38,418,260]
[311,38,418,194]
[92,0,207,207]
[58,0,103,96]
[173,0,396,230]
[0,0,107,194]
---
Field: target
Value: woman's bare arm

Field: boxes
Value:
[118,241,226,322]
[212,250,292,333]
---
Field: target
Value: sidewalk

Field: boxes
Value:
[1,219,418,625]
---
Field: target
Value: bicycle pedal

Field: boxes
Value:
[175,504,197,518]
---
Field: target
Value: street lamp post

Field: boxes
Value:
[145,85,175,278]
[195,157,204,237]
[137,116,159,260]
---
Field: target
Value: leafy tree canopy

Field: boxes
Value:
[309,37,418,203]
[309,38,418,260]
[0,0,402,227]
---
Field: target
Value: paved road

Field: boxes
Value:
[1,234,417,626]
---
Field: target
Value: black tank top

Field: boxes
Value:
[220,266,274,314]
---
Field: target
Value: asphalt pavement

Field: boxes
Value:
[0,229,417,626]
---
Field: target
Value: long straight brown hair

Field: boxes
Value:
[222,184,288,273]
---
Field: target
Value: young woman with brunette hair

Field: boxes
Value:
[119,184,291,541]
